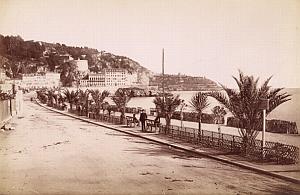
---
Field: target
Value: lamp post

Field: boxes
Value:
[260,98,269,158]
[180,100,187,129]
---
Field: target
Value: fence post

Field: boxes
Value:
[171,126,176,138]
[232,136,235,152]
[193,129,196,144]
[212,131,214,147]
[221,134,223,147]
[261,140,264,162]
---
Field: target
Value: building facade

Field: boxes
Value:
[104,68,126,87]
[80,68,130,87]
[22,72,61,89]
[72,59,88,72]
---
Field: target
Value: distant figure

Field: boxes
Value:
[139,110,147,131]
[133,113,139,126]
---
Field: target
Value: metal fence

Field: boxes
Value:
[68,110,122,125]
[159,125,299,164]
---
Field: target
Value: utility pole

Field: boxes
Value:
[162,48,166,128]
[162,48,165,102]
[262,109,266,148]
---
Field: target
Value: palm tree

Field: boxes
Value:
[212,106,227,135]
[211,106,227,125]
[46,89,55,107]
[36,90,47,103]
[102,101,112,116]
[63,89,78,110]
[153,95,181,133]
[90,89,109,116]
[189,92,209,138]
[57,92,66,109]
[208,70,291,154]
[112,88,131,124]
[77,89,90,116]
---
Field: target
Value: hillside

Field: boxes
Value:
[0,34,150,78]
[149,74,221,91]
[0,34,220,91]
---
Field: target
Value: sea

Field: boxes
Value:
[120,88,300,127]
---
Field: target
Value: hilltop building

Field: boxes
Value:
[57,54,73,63]
[72,59,88,72]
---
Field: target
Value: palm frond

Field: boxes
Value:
[209,70,292,143]
[189,92,209,114]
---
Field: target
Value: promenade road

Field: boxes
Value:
[0,100,299,194]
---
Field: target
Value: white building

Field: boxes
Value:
[125,72,138,86]
[22,72,61,89]
[104,68,126,87]
[89,73,105,87]
[72,59,88,72]
[80,68,131,87]
[80,73,106,87]
[0,68,6,83]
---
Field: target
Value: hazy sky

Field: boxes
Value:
[0,0,299,88]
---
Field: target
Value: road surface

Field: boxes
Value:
[0,100,299,194]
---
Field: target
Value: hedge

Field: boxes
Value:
[171,111,215,124]
[227,117,298,134]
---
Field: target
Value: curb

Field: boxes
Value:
[35,101,300,185]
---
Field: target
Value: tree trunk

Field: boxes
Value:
[121,112,125,124]
[242,135,249,156]
[166,114,171,134]
[198,113,202,139]
[86,99,89,116]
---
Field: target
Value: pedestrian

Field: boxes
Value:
[139,109,147,132]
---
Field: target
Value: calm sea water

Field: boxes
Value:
[122,88,300,127]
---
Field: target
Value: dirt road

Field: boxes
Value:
[0,100,299,194]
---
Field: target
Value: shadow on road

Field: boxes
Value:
[260,184,300,195]
[123,143,202,161]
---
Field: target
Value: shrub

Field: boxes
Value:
[171,111,215,124]
[227,117,298,134]
[267,119,298,134]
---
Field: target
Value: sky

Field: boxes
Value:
[0,0,299,88]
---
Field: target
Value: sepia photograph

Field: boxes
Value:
[0,0,299,194]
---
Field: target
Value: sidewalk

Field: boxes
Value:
[36,101,300,184]
[124,112,300,148]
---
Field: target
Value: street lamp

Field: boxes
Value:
[260,98,269,158]
[180,100,187,129]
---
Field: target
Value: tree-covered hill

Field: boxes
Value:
[0,34,150,78]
